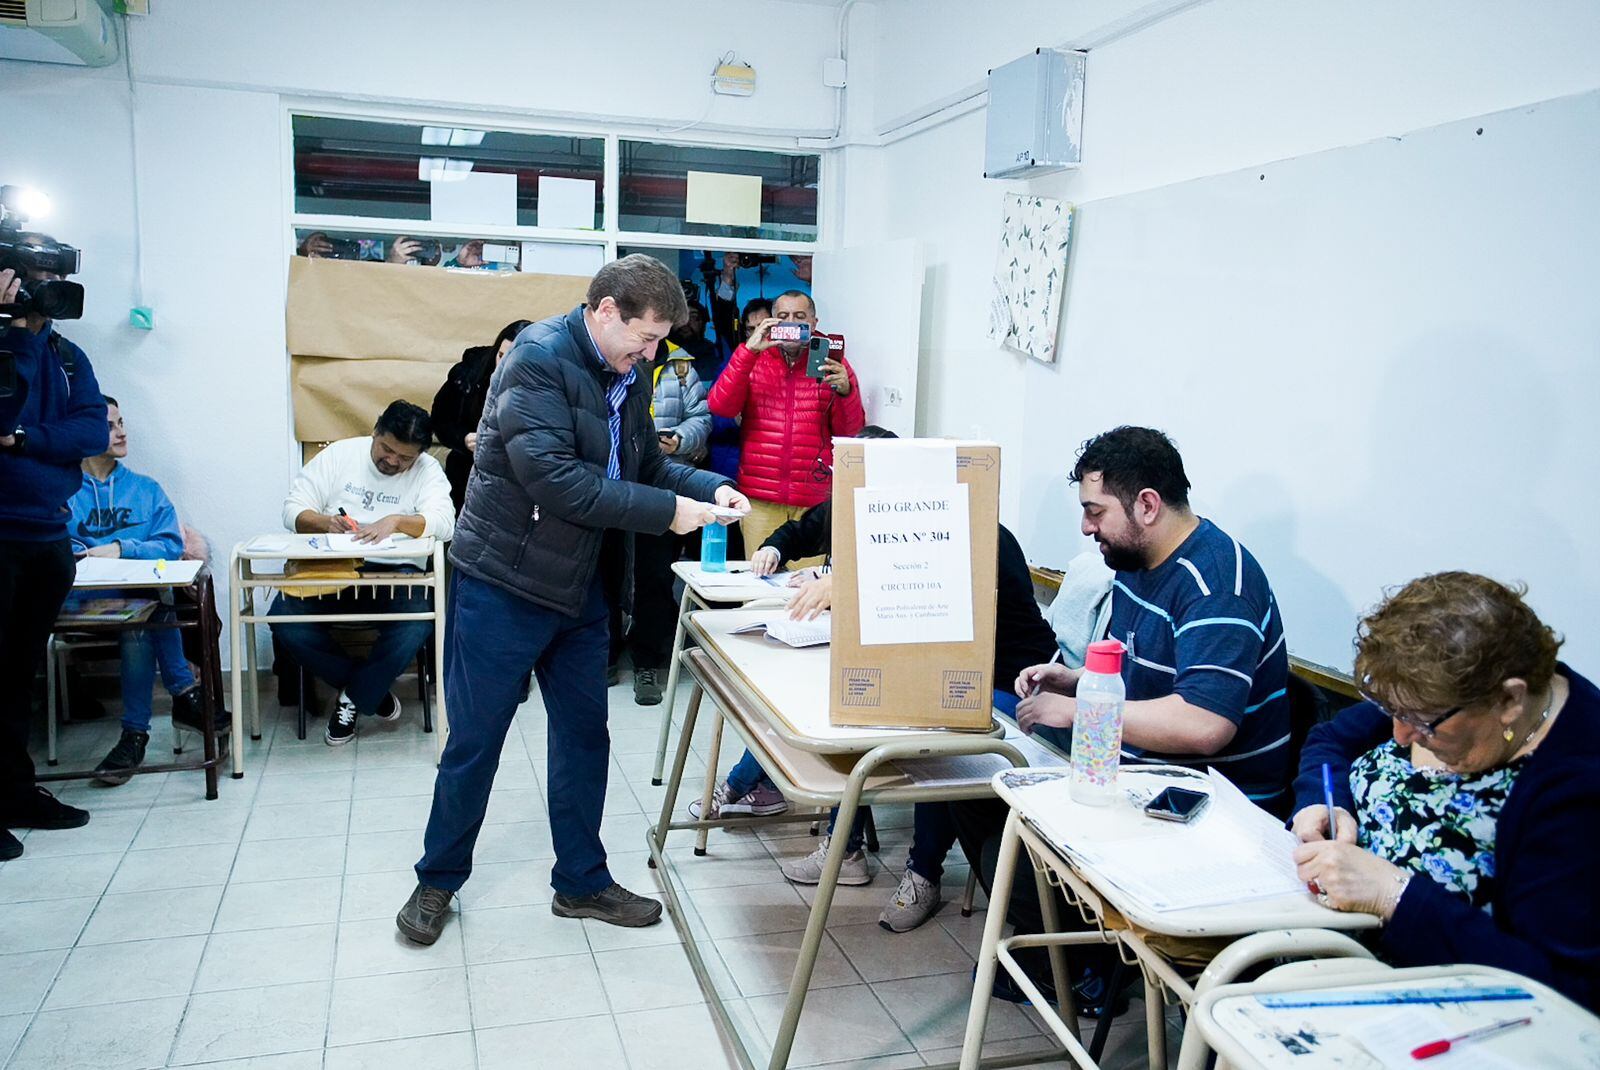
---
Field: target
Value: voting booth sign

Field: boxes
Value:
[829,439,1000,730]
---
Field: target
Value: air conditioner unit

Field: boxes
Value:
[0,0,120,68]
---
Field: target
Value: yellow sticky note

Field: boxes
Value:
[685,171,763,228]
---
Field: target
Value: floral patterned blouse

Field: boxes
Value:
[1350,741,1526,910]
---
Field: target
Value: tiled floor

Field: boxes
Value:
[1,678,1180,1069]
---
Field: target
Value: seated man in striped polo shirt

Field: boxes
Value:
[1014,423,1292,808]
[956,424,1291,1012]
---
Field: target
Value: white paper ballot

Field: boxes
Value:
[536,176,598,230]
[853,483,973,646]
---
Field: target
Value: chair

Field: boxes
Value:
[290,632,435,741]
[44,633,118,766]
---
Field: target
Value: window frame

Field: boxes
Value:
[281,99,824,269]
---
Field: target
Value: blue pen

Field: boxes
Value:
[1321,762,1338,836]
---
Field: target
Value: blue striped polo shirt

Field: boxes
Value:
[1104,517,1292,803]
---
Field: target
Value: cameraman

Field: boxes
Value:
[0,261,108,860]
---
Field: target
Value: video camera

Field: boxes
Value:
[0,185,84,322]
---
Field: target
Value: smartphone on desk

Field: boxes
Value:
[1143,786,1210,824]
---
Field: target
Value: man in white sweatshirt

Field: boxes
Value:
[270,400,454,745]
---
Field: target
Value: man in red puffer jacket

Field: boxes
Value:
[707,290,865,555]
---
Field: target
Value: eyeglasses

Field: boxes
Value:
[1359,689,1465,738]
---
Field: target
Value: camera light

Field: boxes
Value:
[1,185,52,222]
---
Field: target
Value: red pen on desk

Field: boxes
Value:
[1411,1016,1532,1059]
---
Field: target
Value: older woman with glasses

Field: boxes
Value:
[1289,571,1600,1010]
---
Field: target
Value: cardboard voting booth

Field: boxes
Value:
[828,439,1000,730]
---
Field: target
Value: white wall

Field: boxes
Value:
[2,0,842,669]
[840,0,1600,664]
[127,0,842,136]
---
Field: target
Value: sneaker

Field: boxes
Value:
[326,693,358,746]
[879,865,942,932]
[633,667,663,706]
[0,829,20,861]
[985,963,1057,1006]
[3,786,91,830]
[688,780,736,821]
[171,687,231,736]
[395,882,454,945]
[93,729,149,786]
[551,882,663,928]
[1070,965,1136,1020]
[374,692,402,722]
[720,783,789,817]
[780,835,873,886]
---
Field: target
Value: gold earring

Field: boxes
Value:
[1503,728,1516,742]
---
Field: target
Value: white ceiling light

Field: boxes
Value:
[421,126,487,147]
[419,157,475,182]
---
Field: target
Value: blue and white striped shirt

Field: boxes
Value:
[582,317,637,480]
[1104,518,1292,804]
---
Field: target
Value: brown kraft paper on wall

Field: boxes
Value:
[829,440,1000,730]
[286,257,591,442]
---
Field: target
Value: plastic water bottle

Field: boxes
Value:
[701,522,728,572]
[1071,639,1127,806]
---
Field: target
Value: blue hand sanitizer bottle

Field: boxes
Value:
[701,522,728,572]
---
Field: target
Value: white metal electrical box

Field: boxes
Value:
[983,48,1086,179]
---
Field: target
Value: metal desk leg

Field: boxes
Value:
[651,585,694,786]
[651,683,704,864]
[1144,973,1167,1070]
[433,544,449,761]
[959,809,1023,1070]
[1033,859,1080,1031]
[199,575,221,800]
[45,635,59,766]
[229,554,246,779]
[765,763,872,1070]
[693,707,725,856]
[245,611,261,740]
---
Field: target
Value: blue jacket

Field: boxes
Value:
[450,307,730,614]
[1294,665,1600,1011]
[68,463,184,560]
[0,325,108,541]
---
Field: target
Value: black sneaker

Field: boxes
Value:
[3,786,91,830]
[551,882,663,928]
[0,829,20,861]
[396,882,454,945]
[93,730,149,786]
[171,688,231,736]
[374,692,402,723]
[326,693,358,746]
[633,667,663,706]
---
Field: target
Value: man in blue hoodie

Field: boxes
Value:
[67,396,224,785]
[0,265,108,861]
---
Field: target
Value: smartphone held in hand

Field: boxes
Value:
[769,322,812,344]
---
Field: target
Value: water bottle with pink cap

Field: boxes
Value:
[1071,638,1126,806]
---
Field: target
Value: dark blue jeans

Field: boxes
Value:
[267,585,433,714]
[417,571,613,898]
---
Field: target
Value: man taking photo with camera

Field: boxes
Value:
[0,245,109,861]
